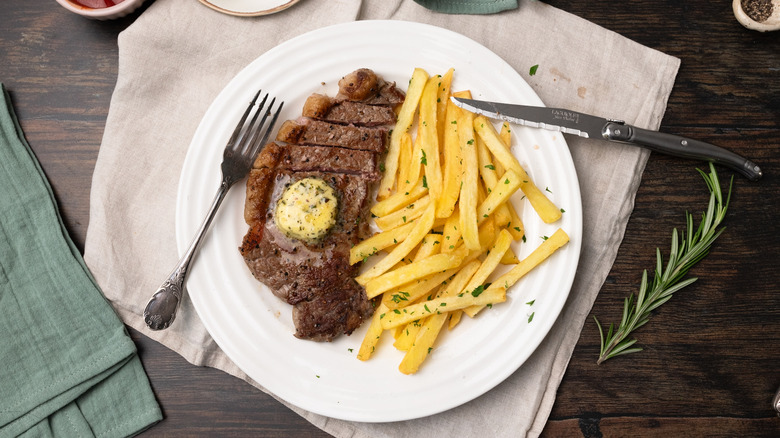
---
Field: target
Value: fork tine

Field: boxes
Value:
[239,96,274,154]
[226,89,262,148]
[233,93,269,153]
[246,99,284,159]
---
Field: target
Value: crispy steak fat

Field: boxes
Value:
[239,69,404,341]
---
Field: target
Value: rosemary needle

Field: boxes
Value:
[594,163,733,364]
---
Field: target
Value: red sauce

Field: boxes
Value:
[71,0,124,8]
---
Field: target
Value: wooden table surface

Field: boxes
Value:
[2,0,779,436]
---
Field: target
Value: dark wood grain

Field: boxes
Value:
[2,0,778,436]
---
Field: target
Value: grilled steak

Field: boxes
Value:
[240,68,404,341]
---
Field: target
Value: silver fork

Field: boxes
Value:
[143,90,283,331]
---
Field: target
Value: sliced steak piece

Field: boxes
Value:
[302,94,397,127]
[276,119,387,153]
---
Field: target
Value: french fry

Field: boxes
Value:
[518,176,562,224]
[476,136,513,228]
[349,221,416,265]
[464,228,570,317]
[418,76,443,200]
[374,195,431,231]
[436,68,455,148]
[365,247,467,298]
[398,315,441,374]
[357,302,388,361]
[413,233,443,262]
[477,169,523,225]
[406,124,424,193]
[397,260,480,373]
[474,115,561,224]
[447,309,463,330]
[372,174,427,218]
[378,68,428,200]
[393,318,425,351]
[463,229,513,293]
[356,203,435,285]
[436,96,463,218]
[500,246,520,265]
[383,267,459,309]
[397,132,414,194]
[380,286,506,330]
[488,145,525,241]
[499,121,512,147]
[439,209,459,252]
[457,91,480,251]
[506,201,525,241]
[446,229,512,330]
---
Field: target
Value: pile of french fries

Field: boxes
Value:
[349,67,570,374]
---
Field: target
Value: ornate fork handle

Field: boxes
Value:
[143,180,231,330]
[142,91,282,331]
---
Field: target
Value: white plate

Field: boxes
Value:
[177,20,582,422]
[197,0,301,16]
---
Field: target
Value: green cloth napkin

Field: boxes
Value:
[0,84,161,438]
[413,0,517,14]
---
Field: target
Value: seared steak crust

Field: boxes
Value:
[240,68,404,341]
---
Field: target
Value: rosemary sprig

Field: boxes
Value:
[594,163,733,364]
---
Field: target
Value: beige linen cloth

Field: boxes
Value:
[84,0,680,436]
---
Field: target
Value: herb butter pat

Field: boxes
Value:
[275,177,338,242]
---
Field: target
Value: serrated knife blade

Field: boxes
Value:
[451,97,762,181]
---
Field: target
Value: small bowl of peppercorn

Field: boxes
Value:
[55,0,147,20]
[733,0,780,31]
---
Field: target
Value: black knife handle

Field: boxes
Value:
[603,123,762,181]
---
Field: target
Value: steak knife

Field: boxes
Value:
[451,97,762,181]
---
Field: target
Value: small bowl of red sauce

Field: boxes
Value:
[55,0,147,20]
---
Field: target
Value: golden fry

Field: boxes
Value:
[397,260,480,373]
[436,69,455,148]
[474,115,561,224]
[357,302,388,361]
[457,91,480,251]
[356,203,435,285]
[374,195,431,231]
[436,97,463,218]
[380,286,506,330]
[365,248,467,298]
[413,233,444,262]
[499,121,512,147]
[477,169,523,225]
[418,76,443,200]
[464,228,570,317]
[349,221,416,265]
[378,68,428,200]
[393,319,425,351]
[476,136,513,228]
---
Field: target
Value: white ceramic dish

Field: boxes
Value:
[55,0,146,20]
[197,0,301,16]
[176,20,582,422]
